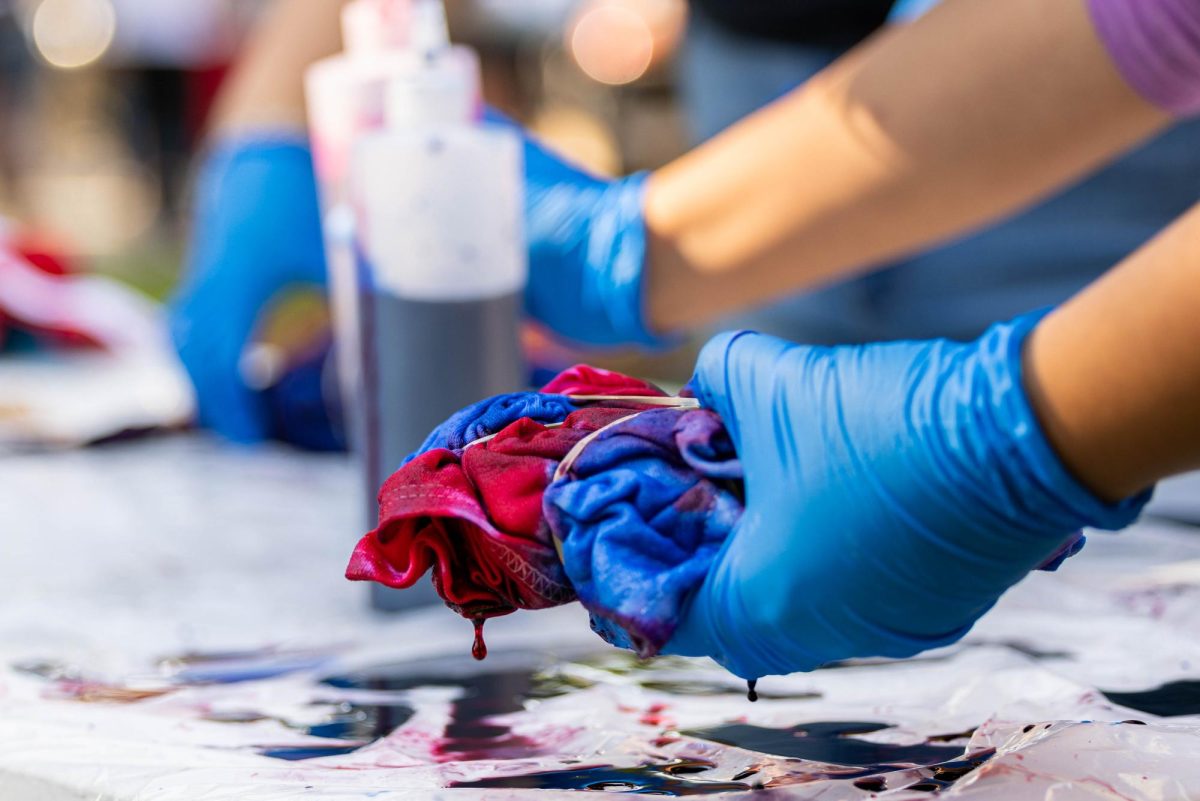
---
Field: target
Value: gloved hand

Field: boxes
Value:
[485,111,660,348]
[170,137,327,443]
[667,313,1151,679]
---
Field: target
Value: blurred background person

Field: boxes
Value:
[677,0,1200,343]
[167,0,1200,445]
[2,0,1197,447]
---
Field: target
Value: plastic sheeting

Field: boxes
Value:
[3,438,1200,799]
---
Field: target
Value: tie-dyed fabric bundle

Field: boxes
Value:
[347,365,742,656]
[347,364,1085,658]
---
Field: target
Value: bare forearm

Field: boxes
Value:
[1025,202,1200,502]
[211,0,348,135]
[644,0,1169,331]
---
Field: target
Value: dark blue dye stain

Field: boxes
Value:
[683,721,964,767]
[1102,681,1200,717]
[897,749,996,792]
[316,664,553,762]
[305,700,416,741]
[260,744,364,761]
[450,759,753,795]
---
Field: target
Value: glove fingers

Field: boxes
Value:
[170,281,271,443]
[665,508,820,678]
[691,330,798,455]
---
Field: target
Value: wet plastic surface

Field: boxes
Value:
[4,438,1200,799]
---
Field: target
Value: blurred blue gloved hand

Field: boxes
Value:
[667,313,1151,679]
[485,111,660,348]
[170,137,327,443]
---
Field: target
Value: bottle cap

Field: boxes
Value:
[341,0,411,54]
[409,0,450,56]
[385,47,480,128]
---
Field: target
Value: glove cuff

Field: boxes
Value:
[200,132,312,162]
[589,172,672,348]
[967,310,1153,534]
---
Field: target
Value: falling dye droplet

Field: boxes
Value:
[472,617,488,661]
[747,680,758,703]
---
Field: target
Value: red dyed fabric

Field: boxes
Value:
[540,364,666,397]
[346,369,667,620]
[0,242,103,350]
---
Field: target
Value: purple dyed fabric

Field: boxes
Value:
[1088,0,1200,116]
[545,408,744,658]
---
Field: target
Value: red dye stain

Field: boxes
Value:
[472,617,488,661]
[640,702,672,727]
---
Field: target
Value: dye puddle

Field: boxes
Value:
[683,721,965,766]
[678,721,994,796]
[450,748,998,796]
[1102,680,1200,717]
[318,659,561,761]
[17,650,1000,792]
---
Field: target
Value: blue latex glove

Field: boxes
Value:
[170,138,327,443]
[485,111,660,347]
[667,313,1151,679]
[889,0,940,22]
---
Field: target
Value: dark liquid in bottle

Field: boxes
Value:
[358,265,525,611]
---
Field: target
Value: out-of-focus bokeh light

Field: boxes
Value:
[568,0,681,86]
[32,0,118,70]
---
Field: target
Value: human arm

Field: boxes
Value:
[1026,200,1200,502]
[209,0,346,134]
[643,0,1177,332]
[659,200,1200,679]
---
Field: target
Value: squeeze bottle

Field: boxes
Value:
[349,0,526,611]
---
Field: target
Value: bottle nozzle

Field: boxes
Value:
[342,0,412,53]
[411,0,450,57]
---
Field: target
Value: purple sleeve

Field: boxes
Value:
[1087,0,1200,116]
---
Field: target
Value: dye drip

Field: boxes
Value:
[472,617,488,661]
[747,679,758,703]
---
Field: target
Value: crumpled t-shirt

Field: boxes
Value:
[346,366,743,654]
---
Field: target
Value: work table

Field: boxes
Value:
[3,437,1200,800]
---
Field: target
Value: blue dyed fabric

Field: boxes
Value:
[264,341,345,453]
[544,407,744,658]
[407,393,580,463]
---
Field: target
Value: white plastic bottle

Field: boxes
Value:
[349,0,527,611]
[307,0,485,611]
[305,0,417,542]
